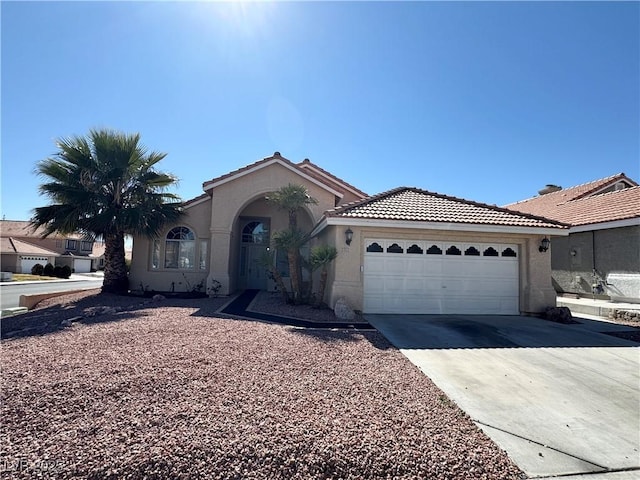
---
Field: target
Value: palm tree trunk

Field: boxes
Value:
[102,231,129,294]
[315,268,329,308]
[270,268,291,303]
[288,248,301,303]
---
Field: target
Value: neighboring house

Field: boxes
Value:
[130,152,567,315]
[0,220,103,273]
[505,173,640,303]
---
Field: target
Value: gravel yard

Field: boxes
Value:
[1,292,524,479]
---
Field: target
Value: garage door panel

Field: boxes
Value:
[364,239,519,315]
[385,277,406,292]
[365,277,386,294]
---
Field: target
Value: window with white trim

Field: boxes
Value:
[164,227,195,269]
[199,240,208,270]
[151,239,160,269]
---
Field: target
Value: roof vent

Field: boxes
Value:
[538,184,562,195]
[614,182,627,191]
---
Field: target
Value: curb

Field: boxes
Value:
[19,287,101,310]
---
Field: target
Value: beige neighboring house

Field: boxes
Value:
[130,153,567,315]
[0,220,103,273]
[505,173,640,303]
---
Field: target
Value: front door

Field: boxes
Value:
[239,219,270,290]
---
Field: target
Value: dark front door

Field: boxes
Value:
[239,219,270,290]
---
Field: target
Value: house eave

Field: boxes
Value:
[313,216,568,236]
[184,196,210,209]
[568,217,640,234]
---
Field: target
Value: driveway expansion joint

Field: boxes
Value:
[474,420,608,472]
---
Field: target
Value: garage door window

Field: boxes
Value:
[446,246,462,255]
[366,242,383,253]
[465,246,480,256]
[387,243,403,253]
[407,244,423,254]
[483,247,499,257]
[427,245,442,255]
[502,248,517,257]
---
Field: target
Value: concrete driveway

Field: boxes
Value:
[366,314,640,479]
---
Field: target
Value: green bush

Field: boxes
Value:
[31,263,44,276]
[43,263,54,277]
[53,266,63,278]
[61,265,72,279]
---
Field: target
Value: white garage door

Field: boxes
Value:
[20,256,49,274]
[364,239,519,315]
[73,258,92,273]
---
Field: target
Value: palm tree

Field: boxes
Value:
[32,129,183,294]
[258,249,290,302]
[267,184,318,303]
[266,183,318,229]
[272,228,308,304]
[309,245,338,307]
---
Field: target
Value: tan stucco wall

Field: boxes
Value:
[130,161,338,295]
[324,225,556,315]
[129,198,212,293]
[206,162,338,295]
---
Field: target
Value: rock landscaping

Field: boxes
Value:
[1,291,524,479]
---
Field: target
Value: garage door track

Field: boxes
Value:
[367,314,640,479]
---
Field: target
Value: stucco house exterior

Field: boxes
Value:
[505,173,640,303]
[130,153,567,315]
[0,220,104,273]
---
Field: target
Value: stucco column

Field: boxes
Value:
[207,229,232,296]
[523,237,557,314]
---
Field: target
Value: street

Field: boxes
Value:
[0,276,104,309]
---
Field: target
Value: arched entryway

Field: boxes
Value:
[234,195,315,292]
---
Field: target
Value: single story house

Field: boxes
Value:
[505,173,640,303]
[0,220,104,273]
[130,153,567,315]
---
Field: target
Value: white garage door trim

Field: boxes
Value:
[20,256,50,274]
[363,239,519,315]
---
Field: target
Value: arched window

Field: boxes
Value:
[165,226,195,269]
[242,221,269,244]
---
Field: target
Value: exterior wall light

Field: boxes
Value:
[345,228,354,246]
[539,237,550,253]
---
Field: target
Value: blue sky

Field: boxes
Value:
[2,1,639,221]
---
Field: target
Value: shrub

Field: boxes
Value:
[61,265,72,279]
[43,263,54,277]
[53,266,63,278]
[31,263,44,276]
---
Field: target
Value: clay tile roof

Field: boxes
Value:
[183,192,209,207]
[0,220,42,237]
[0,237,58,256]
[505,173,639,226]
[297,159,368,198]
[326,187,566,229]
